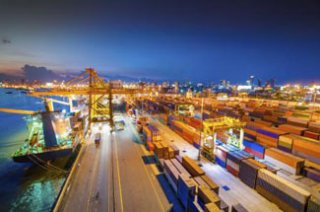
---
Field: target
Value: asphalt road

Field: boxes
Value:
[59,115,170,212]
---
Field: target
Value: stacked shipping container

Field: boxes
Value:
[256,169,311,212]
[170,120,201,148]
[243,139,266,159]
[264,148,305,175]
[239,158,267,188]
[291,135,320,164]
[226,151,254,177]
[214,144,239,168]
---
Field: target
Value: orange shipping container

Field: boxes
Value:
[292,135,320,159]
[256,134,278,147]
[278,124,306,135]
[244,128,257,136]
[265,148,304,174]
[255,119,273,127]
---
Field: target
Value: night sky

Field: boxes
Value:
[0,0,320,83]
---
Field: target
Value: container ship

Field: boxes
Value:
[12,111,84,163]
[0,96,89,163]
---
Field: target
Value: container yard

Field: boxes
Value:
[131,94,320,212]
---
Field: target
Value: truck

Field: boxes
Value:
[94,133,101,146]
[115,120,125,131]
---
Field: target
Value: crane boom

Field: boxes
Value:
[0,108,36,115]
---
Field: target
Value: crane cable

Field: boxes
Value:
[27,154,67,174]
[31,154,68,173]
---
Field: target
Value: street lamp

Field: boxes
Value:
[198,97,204,163]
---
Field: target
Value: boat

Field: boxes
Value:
[12,111,83,163]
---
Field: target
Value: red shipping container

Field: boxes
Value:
[304,131,320,140]
[245,147,264,159]
[226,165,239,177]
[147,142,155,151]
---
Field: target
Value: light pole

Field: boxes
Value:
[198,97,204,162]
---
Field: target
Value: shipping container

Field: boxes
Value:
[243,128,257,140]
[154,142,164,159]
[278,134,295,153]
[214,144,239,168]
[256,134,278,148]
[307,196,320,212]
[256,169,311,212]
[182,156,205,177]
[246,121,270,131]
[243,139,266,159]
[200,175,220,194]
[171,120,201,145]
[256,126,287,139]
[231,203,248,212]
[177,173,197,209]
[303,167,320,183]
[278,124,307,136]
[287,117,309,128]
[146,142,155,151]
[264,148,305,175]
[308,122,320,134]
[239,158,267,188]
[226,151,254,177]
[171,158,191,178]
[197,185,220,209]
[290,134,320,164]
[304,130,320,140]
[188,198,204,212]
[204,202,220,212]
[163,160,180,192]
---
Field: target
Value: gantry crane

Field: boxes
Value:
[201,116,246,161]
[29,68,141,130]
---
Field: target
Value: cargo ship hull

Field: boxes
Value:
[13,148,73,163]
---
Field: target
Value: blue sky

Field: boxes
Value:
[0,0,320,83]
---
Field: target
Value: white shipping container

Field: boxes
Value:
[226,159,239,171]
[264,155,297,175]
[164,169,178,192]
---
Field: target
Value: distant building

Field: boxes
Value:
[220,80,230,88]
[186,88,193,98]
[162,81,169,88]
[257,79,262,87]
[173,81,179,93]
[110,80,123,89]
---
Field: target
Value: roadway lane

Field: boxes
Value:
[59,116,171,212]
[59,124,117,212]
[113,115,171,212]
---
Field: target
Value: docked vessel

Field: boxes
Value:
[12,111,83,163]
[0,94,89,163]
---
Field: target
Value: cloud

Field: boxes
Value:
[22,64,63,82]
[1,38,11,44]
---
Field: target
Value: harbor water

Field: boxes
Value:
[0,88,68,212]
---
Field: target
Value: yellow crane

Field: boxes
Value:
[201,116,246,161]
[29,68,142,129]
